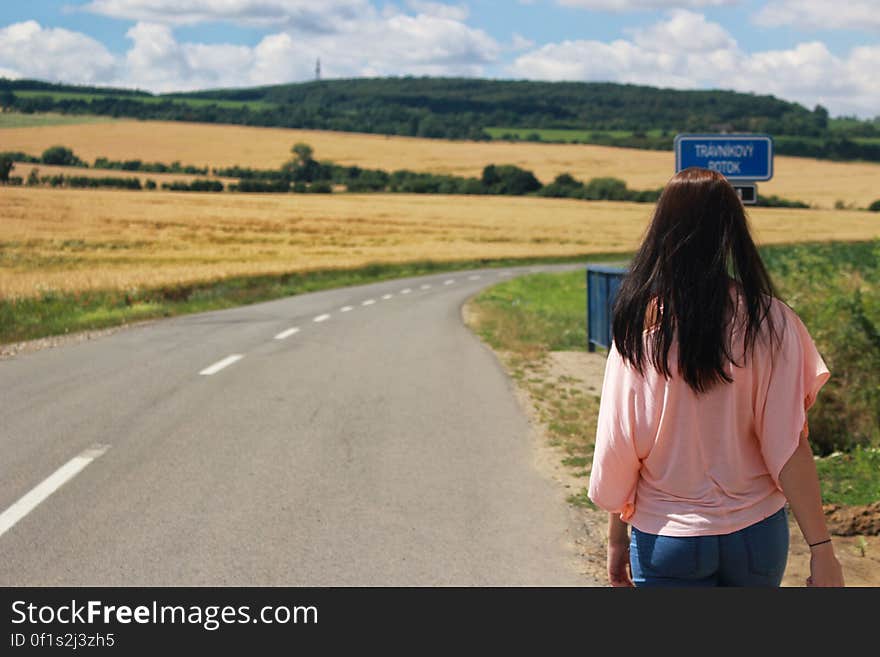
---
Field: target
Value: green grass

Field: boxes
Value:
[761,241,880,454]
[815,447,880,506]
[473,261,626,353]
[14,90,276,111]
[14,90,143,103]
[0,112,118,128]
[468,239,880,508]
[0,251,627,346]
[485,127,668,143]
[566,488,598,509]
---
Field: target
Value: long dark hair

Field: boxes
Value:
[611,167,783,394]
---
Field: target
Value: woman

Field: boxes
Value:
[588,167,844,587]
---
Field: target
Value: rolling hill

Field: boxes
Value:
[2,77,878,161]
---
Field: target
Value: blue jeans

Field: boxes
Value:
[629,506,789,587]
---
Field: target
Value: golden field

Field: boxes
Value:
[2,120,879,209]
[2,186,878,299]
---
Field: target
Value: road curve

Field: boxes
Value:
[0,263,592,585]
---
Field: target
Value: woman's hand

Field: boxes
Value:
[606,512,634,587]
[806,543,845,587]
[607,539,634,587]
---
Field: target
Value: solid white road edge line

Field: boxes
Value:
[274,327,300,340]
[199,354,244,376]
[0,444,110,539]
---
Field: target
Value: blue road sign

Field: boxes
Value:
[674,134,773,181]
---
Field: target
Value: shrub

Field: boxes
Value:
[41,145,84,167]
[868,199,880,212]
[762,241,880,454]
[581,177,629,201]
[0,151,39,164]
[307,181,332,193]
[481,164,542,195]
[234,179,289,193]
[161,179,223,192]
[0,154,13,183]
[757,194,810,209]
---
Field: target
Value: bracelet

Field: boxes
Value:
[808,538,832,549]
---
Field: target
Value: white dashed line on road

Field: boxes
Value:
[340,306,353,312]
[0,444,110,540]
[468,275,481,280]
[362,299,376,306]
[274,327,300,340]
[420,284,431,289]
[382,294,393,299]
[444,279,455,285]
[199,354,244,376]
[314,314,331,322]
[401,288,412,294]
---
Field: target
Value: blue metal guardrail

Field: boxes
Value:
[586,264,628,352]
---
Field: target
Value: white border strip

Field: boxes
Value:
[199,354,243,375]
[274,327,300,340]
[0,445,110,539]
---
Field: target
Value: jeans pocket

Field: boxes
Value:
[634,530,699,579]
[743,508,789,577]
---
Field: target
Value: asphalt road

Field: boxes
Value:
[0,263,592,585]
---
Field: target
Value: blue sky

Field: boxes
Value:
[1,1,877,117]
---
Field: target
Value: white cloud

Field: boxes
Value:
[630,9,735,52]
[511,33,536,51]
[510,10,880,117]
[116,11,499,92]
[0,20,118,85]
[756,0,880,33]
[0,6,499,93]
[124,22,258,91]
[83,0,372,30]
[406,1,470,21]
[558,0,737,11]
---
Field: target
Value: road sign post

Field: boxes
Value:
[733,183,757,205]
[674,133,773,204]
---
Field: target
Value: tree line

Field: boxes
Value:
[3,77,879,162]
[0,142,840,208]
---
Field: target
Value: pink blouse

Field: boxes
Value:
[587,286,830,536]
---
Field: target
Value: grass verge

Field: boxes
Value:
[0,251,627,346]
[467,239,879,508]
[815,448,880,506]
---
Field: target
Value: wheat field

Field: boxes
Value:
[2,186,877,299]
[2,120,879,209]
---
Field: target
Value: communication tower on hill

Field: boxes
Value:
[315,58,321,81]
